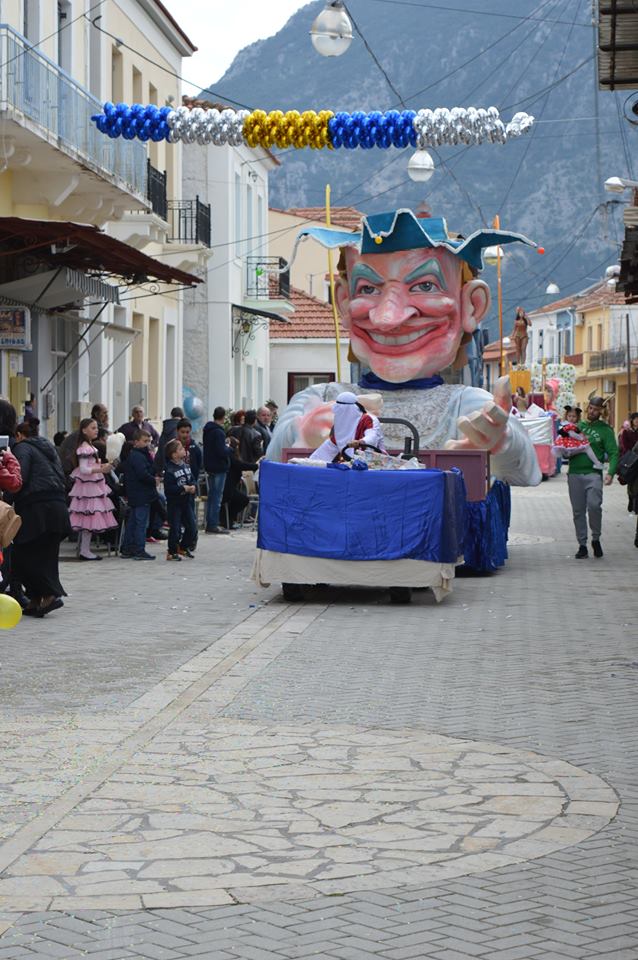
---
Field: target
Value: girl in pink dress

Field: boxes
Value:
[69,418,117,560]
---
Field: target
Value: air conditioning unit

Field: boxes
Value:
[603,379,616,393]
[129,381,148,409]
[573,313,584,326]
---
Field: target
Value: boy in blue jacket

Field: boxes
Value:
[121,429,158,560]
[163,439,198,561]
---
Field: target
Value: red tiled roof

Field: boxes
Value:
[482,339,518,361]
[529,281,625,317]
[269,286,347,340]
[270,206,363,231]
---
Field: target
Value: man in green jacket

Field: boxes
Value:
[567,397,619,559]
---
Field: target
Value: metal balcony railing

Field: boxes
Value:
[167,198,211,247]
[147,161,167,221]
[0,24,147,199]
[587,348,638,371]
[245,257,290,300]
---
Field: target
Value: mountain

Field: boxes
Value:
[206,0,627,339]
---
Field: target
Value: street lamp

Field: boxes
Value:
[407,149,434,182]
[483,218,506,375]
[545,282,560,295]
[310,1,353,57]
[604,176,638,193]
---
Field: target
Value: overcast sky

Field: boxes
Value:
[162,0,310,94]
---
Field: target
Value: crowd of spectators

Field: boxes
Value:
[0,396,278,616]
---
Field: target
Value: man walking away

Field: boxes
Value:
[203,407,231,534]
[567,397,619,559]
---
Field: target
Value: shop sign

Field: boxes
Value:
[0,307,31,350]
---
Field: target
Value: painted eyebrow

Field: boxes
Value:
[350,263,385,295]
[403,258,448,289]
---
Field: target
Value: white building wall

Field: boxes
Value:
[182,138,275,423]
[270,339,351,411]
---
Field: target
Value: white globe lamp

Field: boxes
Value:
[310,1,353,58]
[545,282,560,295]
[407,149,434,183]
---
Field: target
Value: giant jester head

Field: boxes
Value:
[294,210,534,383]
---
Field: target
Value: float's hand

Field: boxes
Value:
[297,402,334,449]
[492,376,513,416]
[445,383,511,455]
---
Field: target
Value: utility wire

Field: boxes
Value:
[0,0,106,71]
[497,0,580,215]
[367,0,591,27]
[344,3,406,107]
[501,53,595,110]
[389,0,559,108]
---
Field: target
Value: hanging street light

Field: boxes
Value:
[407,148,434,182]
[483,245,504,266]
[545,282,560,295]
[604,176,638,194]
[310,1,353,57]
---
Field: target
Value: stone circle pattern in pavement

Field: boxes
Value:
[0,718,617,910]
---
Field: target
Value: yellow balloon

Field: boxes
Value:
[0,594,22,629]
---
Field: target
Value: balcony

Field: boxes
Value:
[0,25,147,221]
[587,347,638,372]
[147,161,167,222]
[245,257,290,300]
[167,199,211,247]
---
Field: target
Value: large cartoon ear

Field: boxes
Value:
[334,276,352,333]
[460,279,490,334]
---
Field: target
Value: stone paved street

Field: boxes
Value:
[0,473,636,958]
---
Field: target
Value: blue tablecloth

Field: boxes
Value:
[463,480,511,572]
[258,461,466,564]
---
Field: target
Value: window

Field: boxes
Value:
[247,184,253,254]
[287,372,335,400]
[111,47,123,103]
[234,172,242,258]
[257,194,264,245]
[133,68,143,104]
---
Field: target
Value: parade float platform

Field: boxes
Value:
[252,453,509,602]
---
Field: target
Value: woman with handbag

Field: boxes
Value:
[618,414,638,539]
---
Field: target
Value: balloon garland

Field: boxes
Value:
[91,103,534,149]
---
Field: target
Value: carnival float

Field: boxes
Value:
[90,98,542,602]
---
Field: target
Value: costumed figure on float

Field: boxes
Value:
[267,210,541,488]
[253,210,541,600]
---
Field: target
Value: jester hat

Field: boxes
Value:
[291,208,535,272]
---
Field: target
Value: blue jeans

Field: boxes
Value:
[206,472,227,530]
[167,496,198,554]
[121,504,150,557]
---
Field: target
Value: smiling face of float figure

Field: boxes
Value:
[335,246,491,382]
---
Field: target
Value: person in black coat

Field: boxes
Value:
[120,429,159,560]
[202,407,231,534]
[11,421,71,616]
[221,437,259,529]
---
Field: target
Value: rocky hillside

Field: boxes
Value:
[207,0,627,338]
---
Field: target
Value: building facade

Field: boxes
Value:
[182,103,291,423]
[0,0,200,436]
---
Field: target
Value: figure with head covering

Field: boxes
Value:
[309,392,386,462]
[268,208,541,487]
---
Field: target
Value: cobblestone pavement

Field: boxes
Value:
[0,474,636,958]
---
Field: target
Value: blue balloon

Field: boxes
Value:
[184,396,204,420]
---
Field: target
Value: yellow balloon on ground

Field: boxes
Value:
[0,594,22,629]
